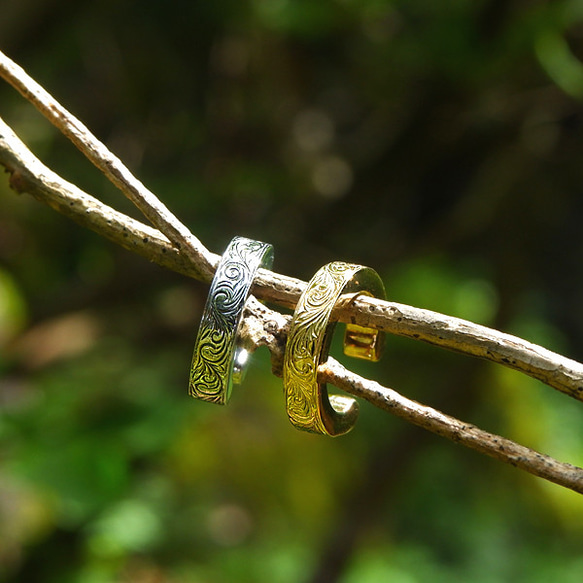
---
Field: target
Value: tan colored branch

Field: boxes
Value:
[2,112,583,406]
[2,48,580,408]
[3,116,580,408]
[0,50,215,281]
[0,117,205,279]
[2,50,583,494]
[241,301,583,495]
[319,358,583,494]
[332,295,583,403]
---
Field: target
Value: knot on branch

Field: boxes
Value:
[5,166,25,194]
[240,296,290,377]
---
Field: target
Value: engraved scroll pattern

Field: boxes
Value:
[284,262,362,433]
[189,237,273,404]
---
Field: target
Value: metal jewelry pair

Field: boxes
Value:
[189,236,386,436]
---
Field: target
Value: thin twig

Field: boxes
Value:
[2,115,583,405]
[239,302,583,494]
[2,48,580,407]
[0,50,215,281]
[319,358,583,494]
[0,117,209,278]
[2,56,583,494]
[333,295,583,403]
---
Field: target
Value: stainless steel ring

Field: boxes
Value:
[189,236,274,404]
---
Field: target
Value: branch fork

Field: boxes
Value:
[2,49,583,494]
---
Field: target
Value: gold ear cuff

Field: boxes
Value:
[283,261,386,436]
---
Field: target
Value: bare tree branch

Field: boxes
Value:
[320,358,583,494]
[0,50,215,281]
[0,117,207,278]
[332,295,583,404]
[240,302,583,494]
[3,113,581,408]
[2,50,583,494]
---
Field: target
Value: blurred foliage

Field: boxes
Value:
[2,0,583,581]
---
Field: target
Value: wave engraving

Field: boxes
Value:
[283,262,385,436]
[189,237,273,404]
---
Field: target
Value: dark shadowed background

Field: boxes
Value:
[2,1,583,581]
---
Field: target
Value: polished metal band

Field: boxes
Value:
[283,261,386,436]
[189,236,274,405]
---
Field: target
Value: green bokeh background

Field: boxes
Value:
[2,1,583,581]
